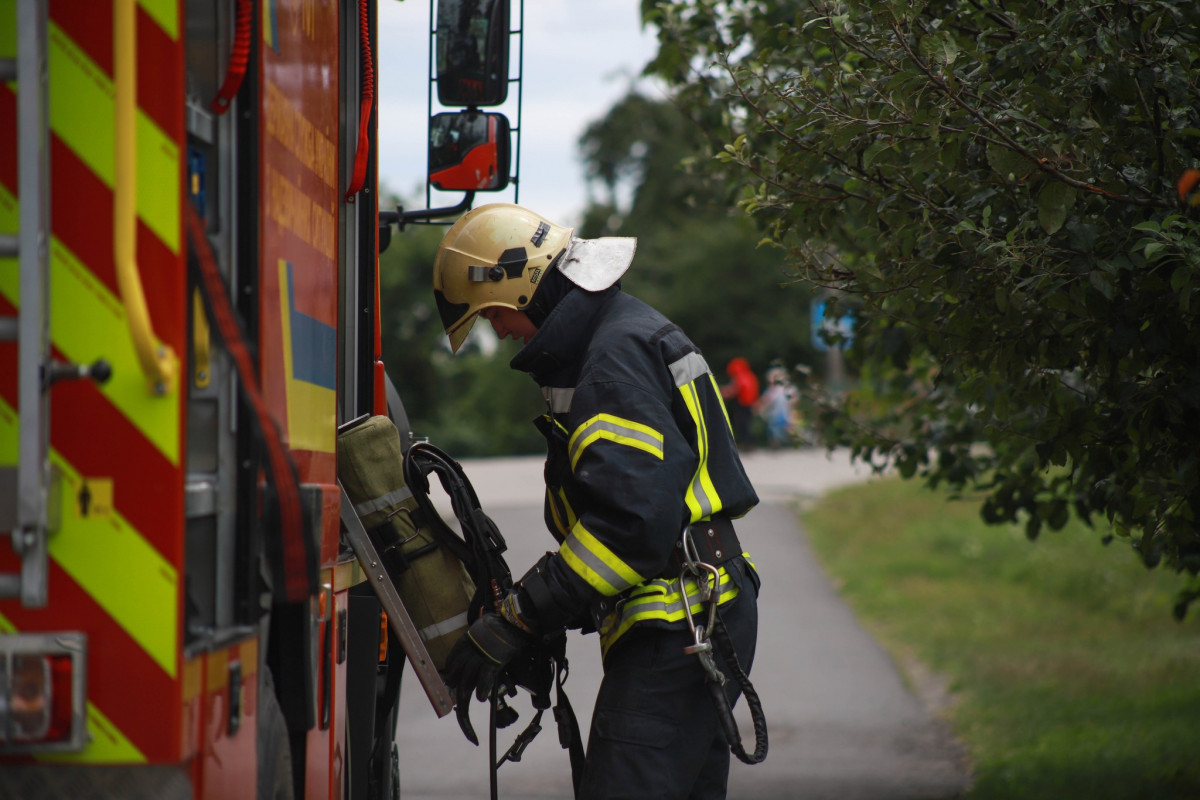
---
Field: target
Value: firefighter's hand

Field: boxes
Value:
[445,612,533,744]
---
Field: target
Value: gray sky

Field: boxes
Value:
[377,0,661,228]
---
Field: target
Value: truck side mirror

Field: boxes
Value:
[428,110,511,192]
[436,0,510,107]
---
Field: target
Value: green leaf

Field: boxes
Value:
[1037,181,1076,235]
[863,140,891,170]
[1143,241,1166,260]
[919,31,959,66]
[1088,271,1114,300]
[986,143,1034,181]
[1171,266,1194,294]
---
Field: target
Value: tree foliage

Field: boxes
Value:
[576,91,821,388]
[640,0,1200,611]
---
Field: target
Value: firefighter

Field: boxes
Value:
[433,203,761,799]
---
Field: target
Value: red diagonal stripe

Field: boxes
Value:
[136,2,183,143]
[53,0,182,147]
[0,102,187,361]
[53,0,114,77]
[45,124,186,360]
[0,86,14,194]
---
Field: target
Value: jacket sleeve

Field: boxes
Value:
[518,377,698,629]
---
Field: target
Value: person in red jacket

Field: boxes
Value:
[720,357,760,448]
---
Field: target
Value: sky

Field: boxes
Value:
[376,0,662,228]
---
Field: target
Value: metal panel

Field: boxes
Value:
[13,0,51,608]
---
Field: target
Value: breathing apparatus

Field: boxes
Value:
[337,416,582,799]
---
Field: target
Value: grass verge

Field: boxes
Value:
[801,477,1200,800]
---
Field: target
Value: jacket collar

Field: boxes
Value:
[510,285,619,383]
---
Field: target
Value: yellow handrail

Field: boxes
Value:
[114,0,177,396]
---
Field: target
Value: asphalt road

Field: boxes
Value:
[395,448,971,799]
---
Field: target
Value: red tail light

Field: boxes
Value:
[0,633,87,753]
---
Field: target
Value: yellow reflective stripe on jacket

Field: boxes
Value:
[547,485,578,540]
[676,375,721,521]
[560,522,644,596]
[598,564,742,657]
[546,487,568,538]
[568,413,665,470]
[709,373,733,429]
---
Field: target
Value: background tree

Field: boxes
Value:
[577,91,820,396]
[640,0,1200,611]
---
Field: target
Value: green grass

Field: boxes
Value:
[801,477,1200,800]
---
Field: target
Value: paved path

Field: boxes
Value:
[396,449,971,799]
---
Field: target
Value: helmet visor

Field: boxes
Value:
[435,290,478,354]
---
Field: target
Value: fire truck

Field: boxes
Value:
[0,0,516,797]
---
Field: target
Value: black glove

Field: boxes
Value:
[445,612,533,745]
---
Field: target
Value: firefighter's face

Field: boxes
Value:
[480,307,537,345]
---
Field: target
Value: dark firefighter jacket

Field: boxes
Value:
[509,284,760,658]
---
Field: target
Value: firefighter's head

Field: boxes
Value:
[433,204,573,353]
[432,203,636,353]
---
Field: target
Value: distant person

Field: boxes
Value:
[432,203,762,799]
[758,365,799,449]
[721,357,760,448]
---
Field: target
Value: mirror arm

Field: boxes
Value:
[379,192,476,232]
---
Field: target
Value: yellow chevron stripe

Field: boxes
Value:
[0,612,147,763]
[140,0,179,40]
[0,2,14,65]
[40,703,147,764]
[0,386,14,467]
[47,21,180,255]
[0,400,178,679]
[48,454,179,679]
[0,189,180,465]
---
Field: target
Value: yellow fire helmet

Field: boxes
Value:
[432,203,574,353]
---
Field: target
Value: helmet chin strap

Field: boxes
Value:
[523,266,577,327]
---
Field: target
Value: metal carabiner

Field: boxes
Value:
[679,527,727,685]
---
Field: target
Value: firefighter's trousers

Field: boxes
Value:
[578,558,759,800]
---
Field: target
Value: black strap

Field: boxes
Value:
[491,637,585,797]
[710,609,768,765]
[553,660,586,796]
[402,441,512,613]
[663,517,741,577]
